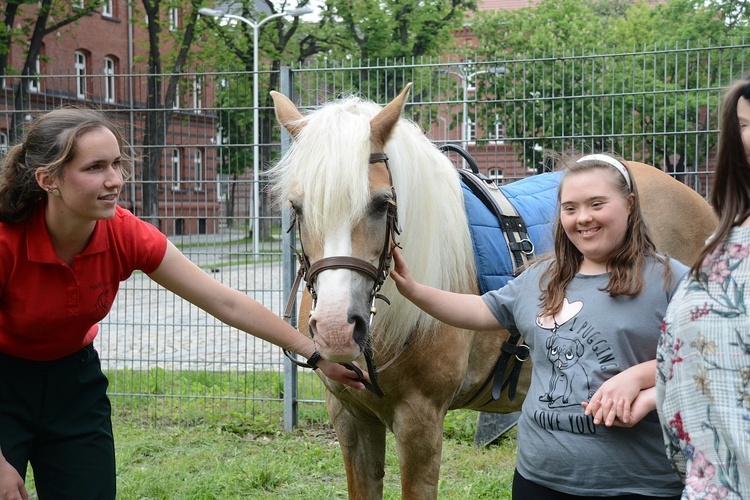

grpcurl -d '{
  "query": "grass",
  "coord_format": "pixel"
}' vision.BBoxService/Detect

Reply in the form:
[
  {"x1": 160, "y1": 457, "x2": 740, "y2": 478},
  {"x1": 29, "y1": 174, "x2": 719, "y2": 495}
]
[{"x1": 23, "y1": 370, "x2": 518, "y2": 498}]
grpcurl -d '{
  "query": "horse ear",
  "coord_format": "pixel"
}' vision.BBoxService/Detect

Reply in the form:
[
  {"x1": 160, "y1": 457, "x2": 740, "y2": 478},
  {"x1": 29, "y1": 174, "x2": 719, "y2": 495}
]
[
  {"x1": 370, "y1": 82, "x2": 413, "y2": 151},
  {"x1": 270, "y1": 90, "x2": 306, "y2": 140}
]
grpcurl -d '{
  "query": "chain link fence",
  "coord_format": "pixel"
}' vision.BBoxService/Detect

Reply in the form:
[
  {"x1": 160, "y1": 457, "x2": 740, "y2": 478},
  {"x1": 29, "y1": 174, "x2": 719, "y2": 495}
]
[{"x1": 1, "y1": 40, "x2": 745, "y2": 429}]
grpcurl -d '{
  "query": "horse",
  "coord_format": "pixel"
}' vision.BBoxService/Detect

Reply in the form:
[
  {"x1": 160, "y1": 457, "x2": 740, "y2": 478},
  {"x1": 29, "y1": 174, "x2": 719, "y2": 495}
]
[{"x1": 268, "y1": 84, "x2": 718, "y2": 499}]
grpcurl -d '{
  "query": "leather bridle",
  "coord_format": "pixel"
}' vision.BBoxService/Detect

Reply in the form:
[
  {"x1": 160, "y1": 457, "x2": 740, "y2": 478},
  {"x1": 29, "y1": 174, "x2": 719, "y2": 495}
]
[{"x1": 283, "y1": 152, "x2": 403, "y2": 397}]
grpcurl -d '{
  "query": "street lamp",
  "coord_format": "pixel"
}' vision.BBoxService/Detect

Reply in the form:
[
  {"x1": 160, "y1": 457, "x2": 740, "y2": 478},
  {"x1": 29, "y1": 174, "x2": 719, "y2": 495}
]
[
  {"x1": 439, "y1": 65, "x2": 507, "y2": 147},
  {"x1": 199, "y1": 5, "x2": 312, "y2": 256}
]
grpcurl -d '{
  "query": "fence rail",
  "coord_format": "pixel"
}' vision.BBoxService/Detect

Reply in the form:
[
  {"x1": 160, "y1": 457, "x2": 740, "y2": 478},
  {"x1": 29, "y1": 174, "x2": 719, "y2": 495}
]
[{"x1": 1, "y1": 41, "x2": 744, "y2": 429}]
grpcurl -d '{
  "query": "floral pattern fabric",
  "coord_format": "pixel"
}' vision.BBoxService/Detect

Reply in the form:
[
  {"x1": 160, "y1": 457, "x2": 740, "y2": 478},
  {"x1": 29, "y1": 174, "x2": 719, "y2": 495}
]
[{"x1": 656, "y1": 227, "x2": 750, "y2": 499}]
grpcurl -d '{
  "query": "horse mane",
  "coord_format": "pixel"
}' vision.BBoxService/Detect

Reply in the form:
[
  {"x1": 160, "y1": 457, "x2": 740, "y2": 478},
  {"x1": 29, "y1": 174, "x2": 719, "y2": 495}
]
[{"x1": 268, "y1": 95, "x2": 477, "y2": 350}]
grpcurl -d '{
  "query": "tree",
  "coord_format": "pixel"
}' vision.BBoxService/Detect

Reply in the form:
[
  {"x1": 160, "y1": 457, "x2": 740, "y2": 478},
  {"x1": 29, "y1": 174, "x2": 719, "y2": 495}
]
[
  {"x1": 198, "y1": 0, "x2": 478, "y2": 236},
  {"x1": 198, "y1": 0, "x2": 311, "y2": 236},
  {"x1": 0, "y1": 0, "x2": 105, "y2": 143},
  {"x1": 136, "y1": 0, "x2": 204, "y2": 224},
  {"x1": 470, "y1": 0, "x2": 750, "y2": 175}
]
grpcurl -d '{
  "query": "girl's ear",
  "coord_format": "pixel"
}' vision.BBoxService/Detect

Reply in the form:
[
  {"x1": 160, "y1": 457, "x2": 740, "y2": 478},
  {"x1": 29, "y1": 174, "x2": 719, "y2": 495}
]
[
  {"x1": 627, "y1": 193, "x2": 635, "y2": 215},
  {"x1": 35, "y1": 169, "x2": 55, "y2": 192}
]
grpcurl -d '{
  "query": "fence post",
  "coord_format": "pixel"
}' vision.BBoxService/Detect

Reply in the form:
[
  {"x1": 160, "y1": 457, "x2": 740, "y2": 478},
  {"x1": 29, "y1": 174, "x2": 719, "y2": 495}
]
[{"x1": 280, "y1": 66, "x2": 300, "y2": 432}]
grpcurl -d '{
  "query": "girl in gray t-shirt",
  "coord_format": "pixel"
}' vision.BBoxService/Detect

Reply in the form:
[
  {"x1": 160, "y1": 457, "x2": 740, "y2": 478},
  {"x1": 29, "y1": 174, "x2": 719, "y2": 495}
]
[{"x1": 390, "y1": 154, "x2": 685, "y2": 498}]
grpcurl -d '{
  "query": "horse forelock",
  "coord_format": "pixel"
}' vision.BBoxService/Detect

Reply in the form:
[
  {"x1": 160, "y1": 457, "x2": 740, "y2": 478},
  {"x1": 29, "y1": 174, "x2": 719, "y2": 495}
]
[{"x1": 270, "y1": 97, "x2": 379, "y2": 240}]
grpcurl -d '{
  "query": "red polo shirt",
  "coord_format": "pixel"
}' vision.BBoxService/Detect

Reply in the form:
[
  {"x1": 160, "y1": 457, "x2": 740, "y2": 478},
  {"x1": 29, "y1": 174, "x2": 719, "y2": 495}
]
[{"x1": 0, "y1": 205, "x2": 167, "y2": 361}]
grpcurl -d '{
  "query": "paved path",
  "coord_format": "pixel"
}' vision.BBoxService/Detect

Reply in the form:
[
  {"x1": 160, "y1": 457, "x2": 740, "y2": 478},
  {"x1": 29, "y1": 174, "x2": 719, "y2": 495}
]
[{"x1": 97, "y1": 230, "x2": 295, "y2": 372}]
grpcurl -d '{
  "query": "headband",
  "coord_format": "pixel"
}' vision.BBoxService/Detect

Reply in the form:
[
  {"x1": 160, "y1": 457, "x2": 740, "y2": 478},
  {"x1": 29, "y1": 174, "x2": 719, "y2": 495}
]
[{"x1": 576, "y1": 154, "x2": 632, "y2": 191}]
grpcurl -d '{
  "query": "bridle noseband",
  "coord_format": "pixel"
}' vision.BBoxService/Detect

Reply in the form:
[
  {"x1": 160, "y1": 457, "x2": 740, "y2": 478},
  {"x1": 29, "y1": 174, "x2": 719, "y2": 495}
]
[{"x1": 283, "y1": 152, "x2": 402, "y2": 397}]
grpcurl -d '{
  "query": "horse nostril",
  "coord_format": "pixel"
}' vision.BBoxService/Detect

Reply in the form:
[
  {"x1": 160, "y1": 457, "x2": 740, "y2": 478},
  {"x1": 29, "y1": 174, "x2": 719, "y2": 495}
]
[
  {"x1": 350, "y1": 314, "x2": 369, "y2": 348},
  {"x1": 308, "y1": 316, "x2": 318, "y2": 338}
]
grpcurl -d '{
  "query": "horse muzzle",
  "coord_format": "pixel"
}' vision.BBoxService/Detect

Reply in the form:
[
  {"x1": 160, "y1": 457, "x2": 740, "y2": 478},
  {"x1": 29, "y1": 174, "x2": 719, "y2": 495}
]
[{"x1": 307, "y1": 270, "x2": 373, "y2": 363}]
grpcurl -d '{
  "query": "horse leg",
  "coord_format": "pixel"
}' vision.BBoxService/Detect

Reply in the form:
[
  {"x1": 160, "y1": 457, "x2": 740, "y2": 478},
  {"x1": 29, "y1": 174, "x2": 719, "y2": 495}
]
[
  {"x1": 326, "y1": 393, "x2": 386, "y2": 500},
  {"x1": 392, "y1": 402, "x2": 445, "y2": 499}
]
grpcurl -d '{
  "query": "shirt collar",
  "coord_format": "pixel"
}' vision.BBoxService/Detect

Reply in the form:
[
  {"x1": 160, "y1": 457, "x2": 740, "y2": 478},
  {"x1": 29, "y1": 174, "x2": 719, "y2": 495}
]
[{"x1": 26, "y1": 204, "x2": 110, "y2": 263}]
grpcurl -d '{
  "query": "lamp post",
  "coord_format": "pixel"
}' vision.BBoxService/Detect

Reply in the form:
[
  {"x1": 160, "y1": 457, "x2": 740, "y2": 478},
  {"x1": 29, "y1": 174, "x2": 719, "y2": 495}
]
[
  {"x1": 199, "y1": 6, "x2": 312, "y2": 256},
  {"x1": 439, "y1": 65, "x2": 506, "y2": 147}
]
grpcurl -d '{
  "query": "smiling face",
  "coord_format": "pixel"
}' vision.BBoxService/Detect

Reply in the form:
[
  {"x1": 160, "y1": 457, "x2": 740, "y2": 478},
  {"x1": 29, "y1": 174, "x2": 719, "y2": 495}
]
[
  {"x1": 559, "y1": 168, "x2": 634, "y2": 274},
  {"x1": 43, "y1": 126, "x2": 124, "y2": 224}
]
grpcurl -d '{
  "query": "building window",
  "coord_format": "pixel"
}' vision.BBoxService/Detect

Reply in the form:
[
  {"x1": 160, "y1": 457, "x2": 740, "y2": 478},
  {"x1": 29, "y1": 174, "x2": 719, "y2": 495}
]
[
  {"x1": 489, "y1": 116, "x2": 505, "y2": 144},
  {"x1": 173, "y1": 84, "x2": 180, "y2": 110},
  {"x1": 104, "y1": 56, "x2": 116, "y2": 103},
  {"x1": 169, "y1": 8, "x2": 179, "y2": 31},
  {"x1": 0, "y1": 131, "x2": 8, "y2": 158},
  {"x1": 102, "y1": 0, "x2": 113, "y2": 17},
  {"x1": 488, "y1": 168, "x2": 503, "y2": 184},
  {"x1": 27, "y1": 55, "x2": 41, "y2": 93},
  {"x1": 466, "y1": 118, "x2": 476, "y2": 144},
  {"x1": 74, "y1": 51, "x2": 88, "y2": 99},
  {"x1": 194, "y1": 148, "x2": 203, "y2": 191},
  {"x1": 217, "y1": 173, "x2": 229, "y2": 202},
  {"x1": 171, "y1": 148, "x2": 181, "y2": 190},
  {"x1": 192, "y1": 75, "x2": 202, "y2": 113}
]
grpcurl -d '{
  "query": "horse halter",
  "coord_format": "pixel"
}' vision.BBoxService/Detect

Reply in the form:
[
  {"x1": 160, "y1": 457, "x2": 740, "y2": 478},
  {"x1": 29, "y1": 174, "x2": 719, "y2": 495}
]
[{"x1": 283, "y1": 151, "x2": 400, "y2": 397}]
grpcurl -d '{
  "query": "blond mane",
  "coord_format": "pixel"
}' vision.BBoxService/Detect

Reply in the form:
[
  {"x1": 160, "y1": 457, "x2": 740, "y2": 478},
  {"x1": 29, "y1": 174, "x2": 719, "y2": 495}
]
[{"x1": 268, "y1": 95, "x2": 477, "y2": 350}]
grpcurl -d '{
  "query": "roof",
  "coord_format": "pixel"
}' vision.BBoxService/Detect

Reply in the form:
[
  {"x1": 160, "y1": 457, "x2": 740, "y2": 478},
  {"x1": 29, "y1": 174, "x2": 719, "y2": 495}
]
[{"x1": 478, "y1": 0, "x2": 540, "y2": 10}]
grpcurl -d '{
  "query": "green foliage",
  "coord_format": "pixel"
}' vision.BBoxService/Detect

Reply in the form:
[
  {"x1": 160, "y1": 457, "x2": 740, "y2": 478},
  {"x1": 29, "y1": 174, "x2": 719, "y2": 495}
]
[
  {"x1": 313, "y1": 0, "x2": 476, "y2": 61},
  {"x1": 468, "y1": 0, "x2": 750, "y2": 171}
]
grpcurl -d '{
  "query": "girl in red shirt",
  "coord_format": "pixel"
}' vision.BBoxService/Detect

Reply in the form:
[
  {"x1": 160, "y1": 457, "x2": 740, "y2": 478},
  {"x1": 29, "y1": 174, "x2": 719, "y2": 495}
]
[{"x1": 0, "y1": 107, "x2": 366, "y2": 500}]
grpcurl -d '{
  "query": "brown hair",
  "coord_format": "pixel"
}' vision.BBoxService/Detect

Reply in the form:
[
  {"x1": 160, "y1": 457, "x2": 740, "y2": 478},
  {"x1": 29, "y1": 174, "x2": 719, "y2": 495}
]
[
  {"x1": 0, "y1": 107, "x2": 132, "y2": 223},
  {"x1": 691, "y1": 77, "x2": 750, "y2": 279},
  {"x1": 539, "y1": 154, "x2": 667, "y2": 316}
]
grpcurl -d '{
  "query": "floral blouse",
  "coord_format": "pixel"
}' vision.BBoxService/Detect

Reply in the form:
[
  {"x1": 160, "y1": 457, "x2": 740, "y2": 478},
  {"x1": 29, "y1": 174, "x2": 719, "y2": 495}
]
[{"x1": 656, "y1": 227, "x2": 750, "y2": 499}]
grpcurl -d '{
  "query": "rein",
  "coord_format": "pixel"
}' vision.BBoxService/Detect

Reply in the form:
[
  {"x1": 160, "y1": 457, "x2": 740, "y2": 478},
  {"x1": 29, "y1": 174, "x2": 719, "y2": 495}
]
[{"x1": 282, "y1": 151, "x2": 407, "y2": 397}]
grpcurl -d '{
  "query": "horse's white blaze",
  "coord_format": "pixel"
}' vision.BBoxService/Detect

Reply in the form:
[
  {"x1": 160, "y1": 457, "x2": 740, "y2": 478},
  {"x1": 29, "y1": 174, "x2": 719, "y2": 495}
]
[{"x1": 308, "y1": 225, "x2": 364, "y2": 361}]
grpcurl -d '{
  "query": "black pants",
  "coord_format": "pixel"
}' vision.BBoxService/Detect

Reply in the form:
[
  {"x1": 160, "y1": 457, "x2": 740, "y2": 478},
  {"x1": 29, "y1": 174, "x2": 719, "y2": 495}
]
[
  {"x1": 0, "y1": 344, "x2": 115, "y2": 499},
  {"x1": 513, "y1": 469, "x2": 681, "y2": 500}
]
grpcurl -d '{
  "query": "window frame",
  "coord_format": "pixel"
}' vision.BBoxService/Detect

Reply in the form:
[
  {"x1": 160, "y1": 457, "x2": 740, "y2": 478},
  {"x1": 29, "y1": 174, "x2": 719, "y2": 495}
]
[
  {"x1": 194, "y1": 148, "x2": 203, "y2": 191},
  {"x1": 74, "y1": 50, "x2": 88, "y2": 99},
  {"x1": 104, "y1": 56, "x2": 116, "y2": 104},
  {"x1": 171, "y1": 148, "x2": 182, "y2": 191}
]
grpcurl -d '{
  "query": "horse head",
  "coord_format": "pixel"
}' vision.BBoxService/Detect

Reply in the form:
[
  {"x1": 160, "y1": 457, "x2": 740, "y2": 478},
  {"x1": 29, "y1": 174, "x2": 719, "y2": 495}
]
[{"x1": 269, "y1": 84, "x2": 414, "y2": 364}]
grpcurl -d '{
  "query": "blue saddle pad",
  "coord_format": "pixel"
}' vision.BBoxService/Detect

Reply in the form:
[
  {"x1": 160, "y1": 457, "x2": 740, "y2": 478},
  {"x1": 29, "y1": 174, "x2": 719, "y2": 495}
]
[{"x1": 461, "y1": 170, "x2": 563, "y2": 293}]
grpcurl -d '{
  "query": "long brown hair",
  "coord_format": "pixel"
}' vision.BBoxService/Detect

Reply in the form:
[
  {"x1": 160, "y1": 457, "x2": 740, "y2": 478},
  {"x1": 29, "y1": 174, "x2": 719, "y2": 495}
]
[
  {"x1": 539, "y1": 154, "x2": 666, "y2": 316},
  {"x1": 691, "y1": 77, "x2": 750, "y2": 279},
  {"x1": 0, "y1": 107, "x2": 132, "y2": 224}
]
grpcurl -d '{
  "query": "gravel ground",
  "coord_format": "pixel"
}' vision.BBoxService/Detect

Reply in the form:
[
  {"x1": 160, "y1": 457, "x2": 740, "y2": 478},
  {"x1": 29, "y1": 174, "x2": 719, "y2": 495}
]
[{"x1": 96, "y1": 232, "x2": 296, "y2": 372}]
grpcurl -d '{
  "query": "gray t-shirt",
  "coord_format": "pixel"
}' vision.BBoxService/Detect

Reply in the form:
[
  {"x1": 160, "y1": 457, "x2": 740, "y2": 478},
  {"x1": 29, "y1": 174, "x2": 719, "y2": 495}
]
[{"x1": 483, "y1": 256, "x2": 687, "y2": 496}]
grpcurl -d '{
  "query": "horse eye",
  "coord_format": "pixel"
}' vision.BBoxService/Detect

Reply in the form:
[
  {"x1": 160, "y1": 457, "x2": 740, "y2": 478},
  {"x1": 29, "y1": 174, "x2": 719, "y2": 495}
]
[
  {"x1": 287, "y1": 202, "x2": 304, "y2": 224},
  {"x1": 370, "y1": 196, "x2": 393, "y2": 216}
]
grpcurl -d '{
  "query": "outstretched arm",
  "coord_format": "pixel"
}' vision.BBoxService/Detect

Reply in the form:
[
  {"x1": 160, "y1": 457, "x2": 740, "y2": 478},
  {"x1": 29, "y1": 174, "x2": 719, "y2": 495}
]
[
  {"x1": 148, "y1": 242, "x2": 368, "y2": 390},
  {"x1": 389, "y1": 247, "x2": 502, "y2": 331}
]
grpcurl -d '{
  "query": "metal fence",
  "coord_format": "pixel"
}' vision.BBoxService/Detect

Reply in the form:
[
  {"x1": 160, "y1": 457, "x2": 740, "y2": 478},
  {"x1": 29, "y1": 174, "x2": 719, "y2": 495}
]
[{"x1": 4, "y1": 40, "x2": 747, "y2": 430}]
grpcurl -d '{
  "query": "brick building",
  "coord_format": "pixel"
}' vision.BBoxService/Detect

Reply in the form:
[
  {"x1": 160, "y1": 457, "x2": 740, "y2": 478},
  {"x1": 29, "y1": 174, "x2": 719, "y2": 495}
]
[{"x1": 1, "y1": 1, "x2": 222, "y2": 236}]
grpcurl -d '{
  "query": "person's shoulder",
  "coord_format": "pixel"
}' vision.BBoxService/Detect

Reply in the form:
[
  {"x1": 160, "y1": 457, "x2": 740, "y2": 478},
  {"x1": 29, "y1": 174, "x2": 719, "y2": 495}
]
[
  {"x1": 648, "y1": 253, "x2": 688, "y2": 272},
  {"x1": 517, "y1": 258, "x2": 552, "y2": 280},
  {"x1": 113, "y1": 204, "x2": 136, "y2": 222},
  {"x1": 111, "y1": 206, "x2": 159, "y2": 231},
  {"x1": 656, "y1": 253, "x2": 689, "y2": 277}
]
